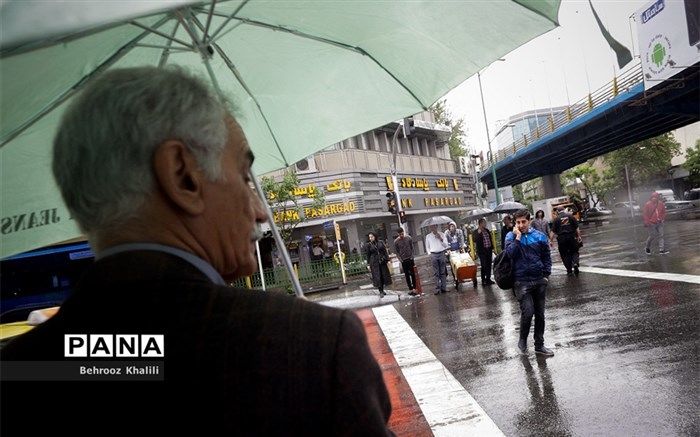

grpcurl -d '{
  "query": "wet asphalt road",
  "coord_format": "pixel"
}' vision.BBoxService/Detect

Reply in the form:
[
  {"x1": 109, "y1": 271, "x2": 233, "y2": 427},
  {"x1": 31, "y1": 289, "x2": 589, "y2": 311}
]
[{"x1": 314, "y1": 219, "x2": 700, "y2": 435}]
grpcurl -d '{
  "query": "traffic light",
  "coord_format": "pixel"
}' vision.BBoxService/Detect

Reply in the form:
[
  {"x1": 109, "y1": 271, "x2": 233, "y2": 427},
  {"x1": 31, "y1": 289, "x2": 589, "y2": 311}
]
[
  {"x1": 386, "y1": 191, "x2": 397, "y2": 214},
  {"x1": 402, "y1": 117, "x2": 416, "y2": 139},
  {"x1": 398, "y1": 210, "x2": 407, "y2": 224}
]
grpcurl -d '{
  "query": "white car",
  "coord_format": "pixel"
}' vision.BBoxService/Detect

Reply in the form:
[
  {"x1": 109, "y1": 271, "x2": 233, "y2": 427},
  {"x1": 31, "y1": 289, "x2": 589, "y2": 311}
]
[{"x1": 613, "y1": 202, "x2": 641, "y2": 219}]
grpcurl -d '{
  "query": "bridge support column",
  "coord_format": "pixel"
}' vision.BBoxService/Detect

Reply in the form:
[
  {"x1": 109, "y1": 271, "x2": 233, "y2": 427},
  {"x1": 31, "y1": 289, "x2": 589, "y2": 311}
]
[{"x1": 542, "y1": 174, "x2": 563, "y2": 198}]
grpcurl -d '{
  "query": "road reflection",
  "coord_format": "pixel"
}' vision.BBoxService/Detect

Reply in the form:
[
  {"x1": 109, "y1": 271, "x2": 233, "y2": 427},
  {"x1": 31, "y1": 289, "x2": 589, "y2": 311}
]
[{"x1": 516, "y1": 355, "x2": 572, "y2": 436}]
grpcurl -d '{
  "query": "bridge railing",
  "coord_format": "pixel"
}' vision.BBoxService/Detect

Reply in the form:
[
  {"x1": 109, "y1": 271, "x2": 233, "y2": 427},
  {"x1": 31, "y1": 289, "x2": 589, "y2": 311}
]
[{"x1": 490, "y1": 62, "x2": 644, "y2": 166}]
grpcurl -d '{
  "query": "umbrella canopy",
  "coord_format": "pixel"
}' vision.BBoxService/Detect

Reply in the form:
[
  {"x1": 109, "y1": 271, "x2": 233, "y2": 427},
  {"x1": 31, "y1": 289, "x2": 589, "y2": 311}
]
[
  {"x1": 493, "y1": 201, "x2": 527, "y2": 213},
  {"x1": 0, "y1": 0, "x2": 560, "y2": 258},
  {"x1": 419, "y1": 216, "x2": 454, "y2": 229},
  {"x1": 459, "y1": 207, "x2": 495, "y2": 220}
]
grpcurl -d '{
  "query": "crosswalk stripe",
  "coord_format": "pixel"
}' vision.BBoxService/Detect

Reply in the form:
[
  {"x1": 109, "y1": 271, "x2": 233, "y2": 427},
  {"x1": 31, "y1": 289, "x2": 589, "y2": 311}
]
[
  {"x1": 372, "y1": 305, "x2": 504, "y2": 436},
  {"x1": 553, "y1": 266, "x2": 700, "y2": 284}
]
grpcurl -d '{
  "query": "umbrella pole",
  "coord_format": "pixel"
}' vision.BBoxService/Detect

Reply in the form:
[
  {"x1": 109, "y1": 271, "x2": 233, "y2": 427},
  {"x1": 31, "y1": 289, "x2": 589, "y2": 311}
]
[
  {"x1": 195, "y1": 43, "x2": 305, "y2": 298},
  {"x1": 251, "y1": 170, "x2": 306, "y2": 298},
  {"x1": 255, "y1": 239, "x2": 267, "y2": 291}
]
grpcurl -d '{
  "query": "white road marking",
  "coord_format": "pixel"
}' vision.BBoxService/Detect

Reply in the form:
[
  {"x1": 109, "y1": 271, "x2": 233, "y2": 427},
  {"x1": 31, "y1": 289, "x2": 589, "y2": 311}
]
[
  {"x1": 372, "y1": 305, "x2": 504, "y2": 436},
  {"x1": 553, "y1": 266, "x2": 700, "y2": 284}
]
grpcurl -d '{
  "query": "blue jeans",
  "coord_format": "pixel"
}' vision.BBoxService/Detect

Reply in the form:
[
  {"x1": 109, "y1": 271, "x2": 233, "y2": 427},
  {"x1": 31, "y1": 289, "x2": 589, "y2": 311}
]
[
  {"x1": 431, "y1": 253, "x2": 447, "y2": 292},
  {"x1": 514, "y1": 278, "x2": 548, "y2": 347}
]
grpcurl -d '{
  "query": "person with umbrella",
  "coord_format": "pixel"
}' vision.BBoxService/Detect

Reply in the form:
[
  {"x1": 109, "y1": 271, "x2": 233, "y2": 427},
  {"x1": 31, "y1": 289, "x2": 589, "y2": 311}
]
[
  {"x1": 501, "y1": 215, "x2": 515, "y2": 251},
  {"x1": 365, "y1": 232, "x2": 392, "y2": 297},
  {"x1": 424, "y1": 222, "x2": 450, "y2": 295},
  {"x1": 1, "y1": 67, "x2": 393, "y2": 435}
]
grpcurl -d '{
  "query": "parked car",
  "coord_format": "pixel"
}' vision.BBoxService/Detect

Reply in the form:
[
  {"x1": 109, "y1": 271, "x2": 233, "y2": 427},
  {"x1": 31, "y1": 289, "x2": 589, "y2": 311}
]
[
  {"x1": 612, "y1": 201, "x2": 641, "y2": 219},
  {"x1": 583, "y1": 206, "x2": 614, "y2": 221},
  {"x1": 664, "y1": 200, "x2": 698, "y2": 220},
  {"x1": 684, "y1": 188, "x2": 700, "y2": 208}
]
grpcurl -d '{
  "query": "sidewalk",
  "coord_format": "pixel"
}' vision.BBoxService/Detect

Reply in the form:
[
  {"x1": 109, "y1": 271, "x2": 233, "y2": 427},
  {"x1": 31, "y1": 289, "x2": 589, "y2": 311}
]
[{"x1": 306, "y1": 253, "x2": 477, "y2": 309}]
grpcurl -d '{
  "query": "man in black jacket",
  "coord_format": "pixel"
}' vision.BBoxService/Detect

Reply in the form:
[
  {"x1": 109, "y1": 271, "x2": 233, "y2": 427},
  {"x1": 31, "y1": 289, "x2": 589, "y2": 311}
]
[
  {"x1": 473, "y1": 218, "x2": 496, "y2": 285},
  {"x1": 1, "y1": 67, "x2": 393, "y2": 436}
]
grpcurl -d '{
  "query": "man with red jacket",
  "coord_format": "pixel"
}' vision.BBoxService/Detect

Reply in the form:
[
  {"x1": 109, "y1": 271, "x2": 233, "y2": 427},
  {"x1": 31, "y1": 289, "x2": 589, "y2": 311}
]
[{"x1": 643, "y1": 192, "x2": 669, "y2": 255}]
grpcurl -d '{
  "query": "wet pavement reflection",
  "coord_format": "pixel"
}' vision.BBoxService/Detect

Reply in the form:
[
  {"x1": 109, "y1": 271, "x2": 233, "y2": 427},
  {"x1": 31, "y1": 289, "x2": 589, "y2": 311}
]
[{"x1": 387, "y1": 220, "x2": 699, "y2": 435}]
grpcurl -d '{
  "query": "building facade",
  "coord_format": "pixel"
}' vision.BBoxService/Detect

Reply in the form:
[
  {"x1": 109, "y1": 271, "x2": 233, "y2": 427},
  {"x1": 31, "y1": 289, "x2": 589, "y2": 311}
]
[{"x1": 261, "y1": 114, "x2": 478, "y2": 265}]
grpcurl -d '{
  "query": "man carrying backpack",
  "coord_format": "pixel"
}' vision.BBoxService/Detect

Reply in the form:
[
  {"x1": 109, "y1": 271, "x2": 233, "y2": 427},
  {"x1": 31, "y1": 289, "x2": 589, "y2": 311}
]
[{"x1": 504, "y1": 209, "x2": 553, "y2": 356}]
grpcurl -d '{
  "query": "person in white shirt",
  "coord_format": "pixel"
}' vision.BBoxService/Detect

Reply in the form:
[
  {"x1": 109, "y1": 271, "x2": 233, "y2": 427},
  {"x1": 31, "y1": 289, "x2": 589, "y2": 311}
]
[{"x1": 425, "y1": 224, "x2": 449, "y2": 294}]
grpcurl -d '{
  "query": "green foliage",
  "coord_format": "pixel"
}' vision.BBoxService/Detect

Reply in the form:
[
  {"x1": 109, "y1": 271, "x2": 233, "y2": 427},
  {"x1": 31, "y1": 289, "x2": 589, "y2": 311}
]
[
  {"x1": 430, "y1": 99, "x2": 467, "y2": 159},
  {"x1": 260, "y1": 171, "x2": 325, "y2": 245},
  {"x1": 561, "y1": 163, "x2": 615, "y2": 207},
  {"x1": 603, "y1": 133, "x2": 681, "y2": 187},
  {"x1": 683, "y1": 141, "x2": 700, "y2": 187}
]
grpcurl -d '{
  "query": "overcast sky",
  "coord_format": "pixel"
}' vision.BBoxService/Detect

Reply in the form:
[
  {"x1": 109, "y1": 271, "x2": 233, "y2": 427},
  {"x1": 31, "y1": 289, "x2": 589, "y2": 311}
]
[{"x1": 444, "y1": 0, "x2": 650, "y2": 155}]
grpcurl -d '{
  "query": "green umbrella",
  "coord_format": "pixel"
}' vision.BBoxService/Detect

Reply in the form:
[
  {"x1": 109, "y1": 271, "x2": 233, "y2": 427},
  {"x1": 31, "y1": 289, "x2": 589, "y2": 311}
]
[{"x1": 0, "y1": 0, "x2": 560, "y2": 263}]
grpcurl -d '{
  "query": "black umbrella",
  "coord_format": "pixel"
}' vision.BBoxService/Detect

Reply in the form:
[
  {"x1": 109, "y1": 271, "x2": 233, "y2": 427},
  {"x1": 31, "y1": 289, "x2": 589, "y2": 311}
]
[
  {"x1": 493, "y1": 201, "x2": 526, "y2": 213},
  {"x1": 459, "y1": 207, "x2": 495, "y2": 220}
]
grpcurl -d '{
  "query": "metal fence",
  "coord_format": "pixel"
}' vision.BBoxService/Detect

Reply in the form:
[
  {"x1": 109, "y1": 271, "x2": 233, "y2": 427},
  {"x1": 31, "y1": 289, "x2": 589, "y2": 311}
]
[
  {"x1": 491, "y1": 62, "x2": 644, "y2": 165},
  {"x1": 231, "y1": 253, "x2": 369, "y2": 291}
]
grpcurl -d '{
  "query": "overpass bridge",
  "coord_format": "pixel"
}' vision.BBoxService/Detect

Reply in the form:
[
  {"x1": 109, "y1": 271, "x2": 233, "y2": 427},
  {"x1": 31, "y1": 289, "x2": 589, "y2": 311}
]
[{"x1": 480, "y1": 62, "x2": 700, "y2": 191}]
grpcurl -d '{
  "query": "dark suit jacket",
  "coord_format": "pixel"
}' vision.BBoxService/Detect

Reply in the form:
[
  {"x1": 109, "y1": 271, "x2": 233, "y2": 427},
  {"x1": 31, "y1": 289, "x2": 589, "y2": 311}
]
[{"x1": 1, "y1": 251, "x2": 392, "y2": 436}]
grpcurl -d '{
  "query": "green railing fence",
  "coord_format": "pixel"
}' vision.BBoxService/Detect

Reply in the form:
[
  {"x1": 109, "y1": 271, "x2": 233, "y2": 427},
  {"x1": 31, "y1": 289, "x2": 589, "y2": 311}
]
[{"x1": 231, "y1": 253, "x2": 369, "y2": 291}]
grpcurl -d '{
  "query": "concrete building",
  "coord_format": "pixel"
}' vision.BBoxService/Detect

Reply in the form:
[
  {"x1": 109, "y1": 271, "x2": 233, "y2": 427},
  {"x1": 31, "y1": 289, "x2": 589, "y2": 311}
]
[{"x1": 261, "y1": 113, "x2": 478, "y2": 265}]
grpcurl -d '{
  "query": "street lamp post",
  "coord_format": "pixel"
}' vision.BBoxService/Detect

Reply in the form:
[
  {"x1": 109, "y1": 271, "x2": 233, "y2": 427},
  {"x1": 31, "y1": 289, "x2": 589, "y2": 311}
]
[{"x1": 477, "y1": 71, "x2": 501, "y2": 205}]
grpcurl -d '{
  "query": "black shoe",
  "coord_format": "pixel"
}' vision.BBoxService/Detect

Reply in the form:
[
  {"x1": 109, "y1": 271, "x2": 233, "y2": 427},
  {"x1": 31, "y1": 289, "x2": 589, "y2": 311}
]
[
  {"x1": 434, "y1": 290, "x2": 441, "y2": 295},
  {"x1": 573, "y1": 265, "x2": 579, "y2": 276},
  {"x1": 535, "y1": 346, "x2": 554, "y2": 356},
  {"x1": 645, "y1": 248, "x2": 652, "y2": 255},
  {"x1": 379, "y1": 291, "x2": 386, "y2": 298},
  {"x1": 518, "y1": 339, "x2": 528, "y2": 355},
  {"x1": 408, "y1": 291, "x2": 418, "y2": 296},
  {"x1": 567, "y1": 271, "x2": 574, "y2": 277},
  {"x1": 485, "y1": 279, "x2": 494, "y2": 285},
  {"x1": 659, "y1": 250, "x2": 670, "y2": 255}
]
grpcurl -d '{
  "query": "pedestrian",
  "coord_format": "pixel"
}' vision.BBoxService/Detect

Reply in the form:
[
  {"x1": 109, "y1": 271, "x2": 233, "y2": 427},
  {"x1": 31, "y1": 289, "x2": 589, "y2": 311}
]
[
  {"x1": 473, "y1": 218, "x2": 496, "y2": 285},
  {"x1": 1, "y1": 67, "x2": 392, "y2": 435},
  {"x1": 643, "y1": 192, "x2": 669, "y2": 255},
  {"x1": 504, "y1": 209, "x2": 554, "y2": 356},
  {"x1": 550, "y1": 206, "x2": 582, "y2": 276},
  {"x1": 365, "y1": 232, "x2": 392, "y2": 297},
  {"x1": 445, "y1": 221, "x2": 466, "y2": 285},
  {"x1": 501, "y1": 215, "x2": 514, "y2": 251},
  {"x1": 531, "y1": 209, "x2": 549, "y2": 236},
  {"x1": 425, "y1": 224, "x2": 449, "y2": 294},
  {"x1": 394, "y1": 228, "x2": 417, "y2": 296}
]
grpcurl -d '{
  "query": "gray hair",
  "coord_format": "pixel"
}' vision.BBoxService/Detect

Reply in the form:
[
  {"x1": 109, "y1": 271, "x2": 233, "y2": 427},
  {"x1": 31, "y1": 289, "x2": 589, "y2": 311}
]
[{"x1": 52, "y1": 66, "x2": 230, "y2": 237}]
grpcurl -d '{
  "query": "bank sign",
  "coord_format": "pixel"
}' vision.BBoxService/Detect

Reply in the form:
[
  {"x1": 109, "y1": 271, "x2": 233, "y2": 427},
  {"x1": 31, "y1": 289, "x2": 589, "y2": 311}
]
[{"x1": 636, "y1": 0, "x2": 700, "y2": 90}]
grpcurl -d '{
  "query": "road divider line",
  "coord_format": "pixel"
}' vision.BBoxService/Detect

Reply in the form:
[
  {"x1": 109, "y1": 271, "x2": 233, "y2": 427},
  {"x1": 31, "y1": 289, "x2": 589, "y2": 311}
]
[
  {"x1": 553, "y1": 266, "x2": 700, "y2": 284},
  {"x1": 372, "y1": 305, "x2": 504, "y2": 436}
]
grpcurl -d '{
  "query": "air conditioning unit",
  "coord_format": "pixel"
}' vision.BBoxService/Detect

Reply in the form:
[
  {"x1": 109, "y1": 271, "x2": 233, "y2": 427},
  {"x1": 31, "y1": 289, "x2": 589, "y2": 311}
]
[
  {"x1": 458, "y1": 156, "x2": 469, "y2": 174},
  {"x1": 294, "y1": 156, "x2": 318, "y2": 174}
]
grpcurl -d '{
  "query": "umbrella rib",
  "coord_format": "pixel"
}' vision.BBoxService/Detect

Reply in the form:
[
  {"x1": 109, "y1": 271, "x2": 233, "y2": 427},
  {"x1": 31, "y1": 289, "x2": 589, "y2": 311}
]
[
  {"x1": 202, "y1": 0, "x2": 218, "y2": 43},
  {"x1": 190, "y1": 16, "x2": 289, "y2": 167},
  {"x1": 204, "y1": 11, "x2": 428, "y2": 110},
  {"x1": 130, "y1": 20, "x2": 194, "y2": 50},
  {"x1": 158, "y1": 20, "x2": 181, "y2": 67},
  {"x1": 0, "y1": 16, "x2": 173, "y2": 148},
  {"x1": 208, "y1": 0, "x2": 251, "y2": 42}
]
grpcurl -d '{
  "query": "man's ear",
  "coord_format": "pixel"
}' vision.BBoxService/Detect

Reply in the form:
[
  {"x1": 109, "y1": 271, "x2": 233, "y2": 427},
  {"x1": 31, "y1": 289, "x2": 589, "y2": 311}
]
[{"x1": 152, "y1": 140, "x2": 205, "y2": 215}]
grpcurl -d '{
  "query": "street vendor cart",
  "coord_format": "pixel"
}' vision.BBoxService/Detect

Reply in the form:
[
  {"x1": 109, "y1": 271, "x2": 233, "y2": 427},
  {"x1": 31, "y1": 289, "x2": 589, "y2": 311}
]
[{"x1": 448, "y1": 251, "x2": 478, "y2": 289}]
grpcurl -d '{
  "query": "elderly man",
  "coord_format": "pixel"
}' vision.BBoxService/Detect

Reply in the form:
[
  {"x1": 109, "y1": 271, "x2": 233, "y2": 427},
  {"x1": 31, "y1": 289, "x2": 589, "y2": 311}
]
[
  {"x1": 1, "y1": 68, "x2": 392, "y2": 435},
  {"x1": 425, "y1": 224, "x2": 449, "y2": 294}
]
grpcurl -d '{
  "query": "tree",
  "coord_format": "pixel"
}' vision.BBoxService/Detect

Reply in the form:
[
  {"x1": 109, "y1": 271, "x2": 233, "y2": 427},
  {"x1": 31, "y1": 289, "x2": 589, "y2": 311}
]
[
  {"x1": 683, "y1": 140, "x2": 700, "y2": 188},
  {"x1": 603, "y1": 133, "x2": 681, "y2": 187},
  {"x1": 561, "y1": 163, "x2": 616, "y2": 207},
  {"x1": 260, "y1": 171, "x2": 325, "y2": 246},
  {"x1": 430, "y1": 99, "x2": 467, "y2": 159}
]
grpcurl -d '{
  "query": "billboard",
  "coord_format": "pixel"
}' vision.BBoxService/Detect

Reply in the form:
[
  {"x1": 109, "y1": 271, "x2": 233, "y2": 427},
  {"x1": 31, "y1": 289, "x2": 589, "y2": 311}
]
[{"x1": 636, "y1": 0, "x2": 700, "y2": 90}]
